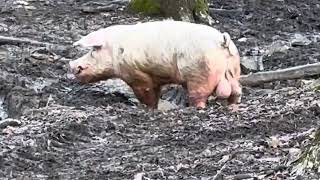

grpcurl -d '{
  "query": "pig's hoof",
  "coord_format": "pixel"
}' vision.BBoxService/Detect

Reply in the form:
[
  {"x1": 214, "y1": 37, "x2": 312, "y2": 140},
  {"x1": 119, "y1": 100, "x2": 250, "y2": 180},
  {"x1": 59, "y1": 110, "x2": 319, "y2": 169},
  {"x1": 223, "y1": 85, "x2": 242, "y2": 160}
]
[
  {"x1": 227, "y1": 104, "x2": 239, "y2": 112},
  {"x1": 195, "y1": 102, "x2": 206, "y2": 108},
  {"x1": 228, "y1": 94, "x2": 242, "y2": 105},
  {"x1": 214, "y1": 97, "x2": 229, "y2": 106}
]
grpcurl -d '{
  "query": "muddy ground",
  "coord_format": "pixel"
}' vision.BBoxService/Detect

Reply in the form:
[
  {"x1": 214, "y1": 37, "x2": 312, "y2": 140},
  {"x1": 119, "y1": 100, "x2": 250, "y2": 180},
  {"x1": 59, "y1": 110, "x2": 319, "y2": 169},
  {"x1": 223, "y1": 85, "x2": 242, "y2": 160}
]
[{"x1": 0, "y1": 0, "x2": 320, "y2": 179}]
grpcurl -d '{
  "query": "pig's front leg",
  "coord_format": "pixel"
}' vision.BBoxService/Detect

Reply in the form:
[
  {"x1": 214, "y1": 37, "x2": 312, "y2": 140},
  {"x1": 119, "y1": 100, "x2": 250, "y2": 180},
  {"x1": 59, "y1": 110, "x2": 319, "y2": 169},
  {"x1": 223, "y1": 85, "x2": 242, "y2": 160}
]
[
  {"x1": 187, "y1": 77, "x2": 218, "y2": 108},
  {"x1": 227, "y1": 79, "x2": 242, "y2": 104},
  {"x1": 131, "y1": 85, "x2": 161, "y2": 108},
  {"x1": 125, "y1": 71, "x2": 161, "y2": 109}
]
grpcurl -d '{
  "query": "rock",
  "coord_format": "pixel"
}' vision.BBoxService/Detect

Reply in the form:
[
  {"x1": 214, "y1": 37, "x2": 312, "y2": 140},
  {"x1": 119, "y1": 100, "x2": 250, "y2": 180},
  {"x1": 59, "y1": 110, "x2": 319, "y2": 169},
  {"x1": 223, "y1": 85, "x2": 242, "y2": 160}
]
[
  {"x1": 0, "y1": 23, "x2": 9, "y2": 32},
  {"x1": 241, "y1": 55, "x2": 264, "y2": 71},
  {"x1": 0, "y1": 95, "x2": 8, "y2": 120},
  {"x1": 161, "y1": 85, "x2": 188, "y2": 107},
  {"x1": 266, "y1": 40, "x2": 291, "y2": 56},
  {"x1": 6, "y1": 87, "x2": 42, "y2": 118},
  {"x1": 134, "y1": 172, "x2": 145, "y2": 180},
  {"x1": 13, "y1": 0, "x2": 29, "y2": 6},
  {"x1": 237, "y1": 37, "x2": 248, "y2": 42},
  {"x1": 30, "y1": 52, "x2": 48, "y2": 60},
  {"x1": 25, "y1": 5, "x2": 36, "y2": 10},
  {"x1": 0, "y1": 47, "x2": 8, "y2": 62},
  {"x1": 303, "y1": 78, "x2": 320, "y2": 90},
  {"x1": 291, "y1": 33, "x2": 312, "y2": 47},
  {"x1": 0, "y1": 118, "x2": 21, "y2": 129},
  {"x1": 157, "y1": 99, "x2": 179, "y2": 111}
]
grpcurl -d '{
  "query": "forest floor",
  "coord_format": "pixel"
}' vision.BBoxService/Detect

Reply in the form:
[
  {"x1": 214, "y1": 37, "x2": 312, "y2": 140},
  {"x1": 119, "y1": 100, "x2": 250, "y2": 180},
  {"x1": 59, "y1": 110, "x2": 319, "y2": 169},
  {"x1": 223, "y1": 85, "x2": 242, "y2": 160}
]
[{"x1": 0, "y1": 0, "x2": 320, "y2": 179}]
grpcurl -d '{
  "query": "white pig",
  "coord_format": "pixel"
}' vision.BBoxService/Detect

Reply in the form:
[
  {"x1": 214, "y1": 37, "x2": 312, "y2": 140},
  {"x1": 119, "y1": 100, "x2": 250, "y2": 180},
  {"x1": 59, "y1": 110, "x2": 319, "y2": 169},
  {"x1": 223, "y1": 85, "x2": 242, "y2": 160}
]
[{"x1": 69, "y1": 20, "x2": 242, "y2": 108}]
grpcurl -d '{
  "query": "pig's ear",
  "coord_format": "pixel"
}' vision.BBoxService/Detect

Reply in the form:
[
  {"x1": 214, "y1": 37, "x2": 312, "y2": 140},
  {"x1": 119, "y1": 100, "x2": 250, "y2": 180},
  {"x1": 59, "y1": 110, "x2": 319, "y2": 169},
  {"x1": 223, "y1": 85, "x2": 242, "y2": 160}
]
[
  {"x1": 73, "y1": 30, "x2": 107, "y2": 48},
  {"x1": 222, "y1": 32, "x2": 239, "y2": 56}
]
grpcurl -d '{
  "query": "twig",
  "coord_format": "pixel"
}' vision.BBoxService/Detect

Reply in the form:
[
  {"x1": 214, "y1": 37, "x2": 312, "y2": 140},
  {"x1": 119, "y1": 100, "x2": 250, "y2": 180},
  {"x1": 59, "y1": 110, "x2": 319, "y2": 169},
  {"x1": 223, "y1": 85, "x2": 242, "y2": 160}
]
[
  {"x1": 213, "y1": 163, "x2": 227, "y2": 180},
  {"x1": 213, "y1": 154, "x2": 234, "y2": 180},
  {"x1": 224, "y1": 173, "x2": 257, "y2": 180},
  {"x1": 209, "y1": 8, "x2": 243, "y2": 16}
]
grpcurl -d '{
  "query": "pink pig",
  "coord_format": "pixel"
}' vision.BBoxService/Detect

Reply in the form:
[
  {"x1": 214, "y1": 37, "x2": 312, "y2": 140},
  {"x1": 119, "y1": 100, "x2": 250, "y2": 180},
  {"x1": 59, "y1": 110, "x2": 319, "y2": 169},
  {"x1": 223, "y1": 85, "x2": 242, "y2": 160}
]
[{"x1": 69, "y1": 20, "x2": 242, "y2": 108}]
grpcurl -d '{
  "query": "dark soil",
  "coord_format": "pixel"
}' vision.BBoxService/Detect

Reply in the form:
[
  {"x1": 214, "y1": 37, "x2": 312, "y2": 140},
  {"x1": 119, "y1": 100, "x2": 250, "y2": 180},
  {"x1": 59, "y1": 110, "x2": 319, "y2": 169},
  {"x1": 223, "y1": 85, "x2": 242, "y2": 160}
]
[{"x1": 0, "y1": 0, "x2": 320, "y2": 179}]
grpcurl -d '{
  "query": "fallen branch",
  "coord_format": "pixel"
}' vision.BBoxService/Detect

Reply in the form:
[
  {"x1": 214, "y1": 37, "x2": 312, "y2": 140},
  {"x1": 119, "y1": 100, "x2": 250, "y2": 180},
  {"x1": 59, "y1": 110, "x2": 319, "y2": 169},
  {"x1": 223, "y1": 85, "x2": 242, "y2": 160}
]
[
  {"x1": 240, "y1": 62, "x2": 320, "y2": 86},
  {"x1": 209, "y1": 8, "x2": 242, "y2": 13},
  {"x1": 80, "y1": 4, "x2": 118, "y2": 13},
  {"x1": 79, "y1": 0, "x2": 126, "y2": 13},
  {"x1": 0, "y1": 35, "x2": 60, "y2": 47},
  {"x1": 209, "y1": 8, "x2": 242, "y2": 16},
  {"x1": 225, "y1": 173, "x2": 257, "y2": 180}
]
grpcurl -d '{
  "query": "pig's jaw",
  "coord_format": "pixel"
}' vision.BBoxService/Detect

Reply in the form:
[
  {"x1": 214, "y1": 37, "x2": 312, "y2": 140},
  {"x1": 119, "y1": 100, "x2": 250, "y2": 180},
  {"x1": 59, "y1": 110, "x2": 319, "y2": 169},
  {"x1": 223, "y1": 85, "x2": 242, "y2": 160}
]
[
  {"x1": 71, "y1": 56, "x2": 116, "y2": 83},
  {"x1": 77, "y1": 67, "x2": 117, "y2": 83}
]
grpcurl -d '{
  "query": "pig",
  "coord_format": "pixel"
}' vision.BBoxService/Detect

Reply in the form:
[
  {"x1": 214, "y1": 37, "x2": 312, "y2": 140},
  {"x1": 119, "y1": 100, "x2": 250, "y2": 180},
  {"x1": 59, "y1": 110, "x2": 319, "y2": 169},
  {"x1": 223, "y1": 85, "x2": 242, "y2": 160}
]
[{"x1": 69, "y1": 20, "x2": 242, "y2": 109}]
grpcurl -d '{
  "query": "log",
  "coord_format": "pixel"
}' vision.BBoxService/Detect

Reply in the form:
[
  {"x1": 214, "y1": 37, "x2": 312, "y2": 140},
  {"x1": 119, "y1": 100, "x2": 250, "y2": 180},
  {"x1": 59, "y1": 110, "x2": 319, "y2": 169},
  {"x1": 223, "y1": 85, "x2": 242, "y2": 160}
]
[
  {"x1": 240, "y1": 62, "x2": 320, "y2": 86},
  {"x1": 0, "y1": 35, "x2": 58, "y2": 47}
]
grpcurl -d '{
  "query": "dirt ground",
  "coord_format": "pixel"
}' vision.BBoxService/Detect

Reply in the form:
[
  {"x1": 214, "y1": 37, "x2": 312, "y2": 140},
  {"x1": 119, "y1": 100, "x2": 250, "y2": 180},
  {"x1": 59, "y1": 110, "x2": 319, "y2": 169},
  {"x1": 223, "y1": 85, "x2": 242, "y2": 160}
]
[{"x1": 0, "y1": 0, "x2": 320, "y2": 179}]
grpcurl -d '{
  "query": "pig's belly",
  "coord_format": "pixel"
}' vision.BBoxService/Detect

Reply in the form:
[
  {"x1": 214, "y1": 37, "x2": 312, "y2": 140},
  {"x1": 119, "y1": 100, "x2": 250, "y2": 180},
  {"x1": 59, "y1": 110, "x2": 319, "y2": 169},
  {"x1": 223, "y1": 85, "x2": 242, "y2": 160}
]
[
  {"x1": 129, "y1": 51, "x2": 208, "y2": 85},
  {"x1": 134, "y1": 56, "x2": 183, "y2": 84}
]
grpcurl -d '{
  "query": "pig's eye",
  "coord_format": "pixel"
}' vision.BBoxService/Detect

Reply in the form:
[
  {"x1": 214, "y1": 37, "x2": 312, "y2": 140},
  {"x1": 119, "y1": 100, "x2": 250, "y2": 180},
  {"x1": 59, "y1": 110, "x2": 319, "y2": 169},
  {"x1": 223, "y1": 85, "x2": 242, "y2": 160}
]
[
  {"x1": 90, "y1": 49, "x2": 98, "y2": 58},
  {"x1": 90, "y1": 46, "x2": 101, "y2": 58}
]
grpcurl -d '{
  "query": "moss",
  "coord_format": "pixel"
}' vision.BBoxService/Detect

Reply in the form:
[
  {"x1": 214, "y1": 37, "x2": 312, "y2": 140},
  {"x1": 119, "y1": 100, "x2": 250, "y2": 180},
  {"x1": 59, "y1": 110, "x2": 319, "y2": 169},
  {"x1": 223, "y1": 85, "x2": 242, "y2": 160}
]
[
  {"x1": 128, "y1": 0, "x2": 161, "y2": 15},
  {"x1": 128, "y1": 0, "x2": 214, "y2": 25},
  {"x1": 193, "y1": 0, "x2": 214, "y2": 25},
  {"x1": 194, "y1": 0, "x2": 208, "y2": 14}
]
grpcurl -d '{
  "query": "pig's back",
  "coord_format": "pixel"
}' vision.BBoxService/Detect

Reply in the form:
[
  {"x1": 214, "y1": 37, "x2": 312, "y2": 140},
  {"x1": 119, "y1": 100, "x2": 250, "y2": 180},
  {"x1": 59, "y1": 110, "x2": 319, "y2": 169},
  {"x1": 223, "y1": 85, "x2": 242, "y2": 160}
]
[
  {"x1": 108, "y1": 21, "x2": 226, "y2": 80},
  {"x1": 118, "y1": 20, "x2": 224, "y2": 52}
]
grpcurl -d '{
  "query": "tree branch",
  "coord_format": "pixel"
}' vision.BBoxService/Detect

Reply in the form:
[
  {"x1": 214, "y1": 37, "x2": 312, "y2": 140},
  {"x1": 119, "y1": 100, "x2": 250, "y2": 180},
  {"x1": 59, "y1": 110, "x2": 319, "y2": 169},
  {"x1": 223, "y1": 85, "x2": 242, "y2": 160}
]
[
  {"x1": 0, "y1": 35, "x2": 60, "y2": 47},
  {"x1": 240, "y1": 62, "x2": 320, "y2": 86}
]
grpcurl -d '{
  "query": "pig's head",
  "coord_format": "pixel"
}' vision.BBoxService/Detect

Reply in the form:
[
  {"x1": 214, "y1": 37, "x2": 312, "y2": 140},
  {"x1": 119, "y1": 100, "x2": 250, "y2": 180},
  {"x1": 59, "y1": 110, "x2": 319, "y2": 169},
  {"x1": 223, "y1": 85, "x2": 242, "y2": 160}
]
[
  {"x1": 221, "y1": 32, "x2": 242, "y2": 103},
  {"x1": 69, "y1": 29, "x2": 115, "y2": 83}
]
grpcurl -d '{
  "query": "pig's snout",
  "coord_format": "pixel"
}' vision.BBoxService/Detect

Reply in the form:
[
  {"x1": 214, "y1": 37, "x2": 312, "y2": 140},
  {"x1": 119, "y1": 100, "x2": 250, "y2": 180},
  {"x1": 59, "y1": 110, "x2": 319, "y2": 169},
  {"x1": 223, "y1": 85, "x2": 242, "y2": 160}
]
[
  {"x1": 69, "y1": 61, "x2": 88, "y2": 75},
  {"x1": 72, "y1": 64, "x2": 88, "y2": 75}
]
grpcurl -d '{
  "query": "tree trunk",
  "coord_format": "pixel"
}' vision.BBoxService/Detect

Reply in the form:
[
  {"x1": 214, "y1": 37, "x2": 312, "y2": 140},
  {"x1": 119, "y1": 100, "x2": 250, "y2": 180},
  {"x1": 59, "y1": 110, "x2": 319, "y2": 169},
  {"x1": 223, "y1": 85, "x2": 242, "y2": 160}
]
[
  {"x1": 290, "y1": 128, "x2": 320, "y2": 176},
  {"x1": 128, "y1": 0, "x2": 214, "y2": 25}
]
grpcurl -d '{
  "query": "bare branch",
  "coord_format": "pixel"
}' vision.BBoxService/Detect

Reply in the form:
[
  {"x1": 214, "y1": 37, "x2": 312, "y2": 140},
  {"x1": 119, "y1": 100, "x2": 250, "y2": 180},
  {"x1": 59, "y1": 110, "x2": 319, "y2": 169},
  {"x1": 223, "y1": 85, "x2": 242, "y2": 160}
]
[
  {"x1": 240, "y1": 62, "x2": 320, "y2": 86},
  {"x1": 0, "y1": 35, "x2": 59, "y2": 47}
]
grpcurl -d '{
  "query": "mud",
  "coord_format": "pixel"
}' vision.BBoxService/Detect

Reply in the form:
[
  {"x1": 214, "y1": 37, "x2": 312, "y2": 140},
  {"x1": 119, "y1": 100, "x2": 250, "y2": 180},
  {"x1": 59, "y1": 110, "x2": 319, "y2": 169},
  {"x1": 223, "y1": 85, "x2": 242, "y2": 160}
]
[{"x1": 0, "y1": 0, "x2": 320, "y2": 179}]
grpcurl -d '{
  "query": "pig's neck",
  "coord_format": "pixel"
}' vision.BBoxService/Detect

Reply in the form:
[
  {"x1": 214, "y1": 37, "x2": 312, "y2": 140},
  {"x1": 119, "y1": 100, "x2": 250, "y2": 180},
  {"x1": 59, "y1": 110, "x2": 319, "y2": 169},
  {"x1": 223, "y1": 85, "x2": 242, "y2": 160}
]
[{"x1": 95, "y1": 53, "x2": 118, "y2": 80}]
